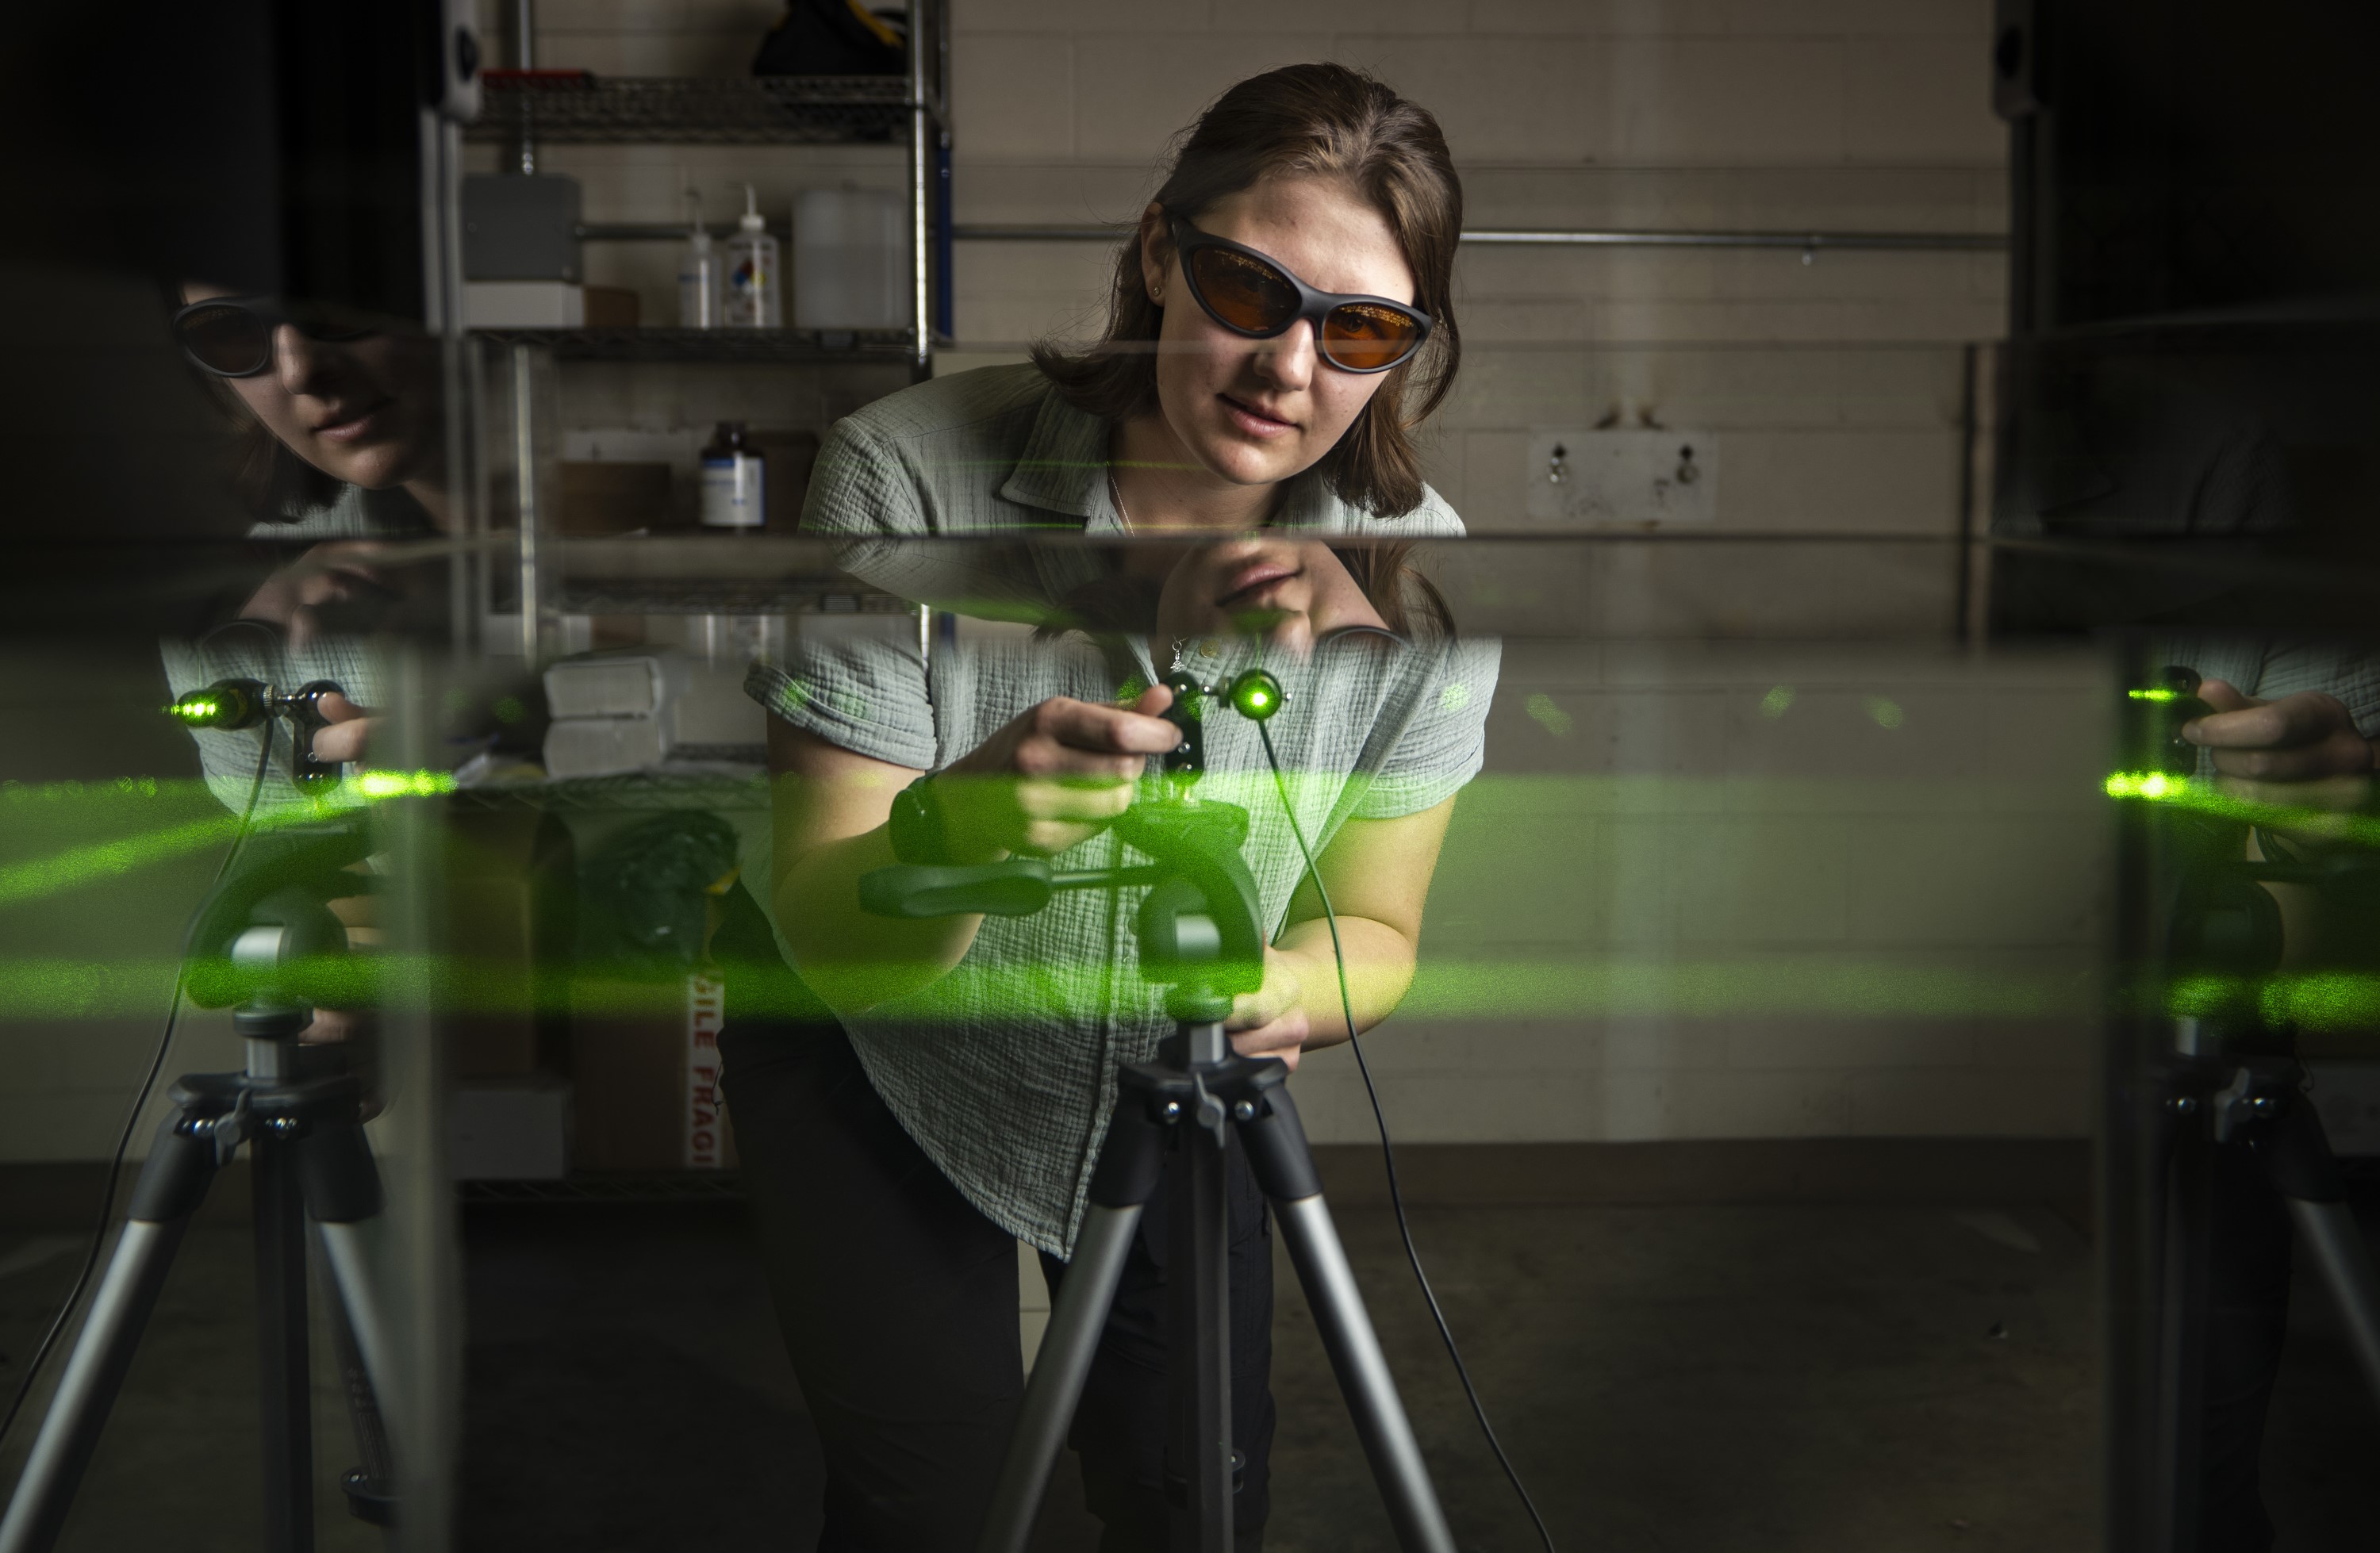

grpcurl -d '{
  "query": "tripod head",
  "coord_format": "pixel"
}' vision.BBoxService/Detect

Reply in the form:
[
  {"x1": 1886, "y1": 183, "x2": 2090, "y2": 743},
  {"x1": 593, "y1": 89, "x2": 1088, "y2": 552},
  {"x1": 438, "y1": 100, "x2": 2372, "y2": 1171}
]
[
  {"x1": 168, "y1": 677, "x2": 351, "y2": 792},
  {"x1": 181, "y1": 818, "x2": 376, "y2": 1033},
  {"x1": 860, "y1": 669, "x2": 1285, "y2": 1018}
]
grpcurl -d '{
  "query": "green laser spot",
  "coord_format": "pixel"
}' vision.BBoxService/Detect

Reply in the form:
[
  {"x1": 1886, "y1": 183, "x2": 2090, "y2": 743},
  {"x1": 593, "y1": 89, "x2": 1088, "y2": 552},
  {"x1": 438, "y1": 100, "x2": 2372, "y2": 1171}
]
[
  {"x1": 1525, "y1": 693, "x2": 1573, "y2": 738},
  {"x1": 1760, "y1": 685, "x2": 1795, "y2": 719},
  {"x1": 1864, "y1": 696, "x2": 1905, "y2": 730}
]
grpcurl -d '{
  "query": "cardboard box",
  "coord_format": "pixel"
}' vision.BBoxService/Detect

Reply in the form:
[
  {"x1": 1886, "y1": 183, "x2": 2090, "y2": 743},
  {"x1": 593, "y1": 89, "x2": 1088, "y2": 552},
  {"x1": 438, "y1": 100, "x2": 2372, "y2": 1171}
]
[
  {"x1": 582, "y1": 285, "x2": 639, "y2": 328},
  {"x1": 463, "y1": 279, "x2": 582, "y2": 328},
  {"x1": 569, "y1": 973, "x2": 739, "y2": 1171},
  {"x1": 748, "y1": 429, "x2": 820, "y2": 532},
  {"x1": 441, "y1": 810, "x2": 576, "y2": 1079},
  {"x1": 559, "y1": 462, "x2": 672, "y2": 536},
  {"x1": 449, "y1": 1077, "x2": 572, "y2": 1180}
]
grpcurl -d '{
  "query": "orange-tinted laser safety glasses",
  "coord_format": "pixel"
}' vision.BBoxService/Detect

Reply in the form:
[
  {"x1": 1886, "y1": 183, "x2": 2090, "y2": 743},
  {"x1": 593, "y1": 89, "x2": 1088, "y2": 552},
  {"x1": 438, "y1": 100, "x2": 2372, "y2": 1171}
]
[{"x1": 1166, "y1": 216, "x2": 1432, "y2": 374}]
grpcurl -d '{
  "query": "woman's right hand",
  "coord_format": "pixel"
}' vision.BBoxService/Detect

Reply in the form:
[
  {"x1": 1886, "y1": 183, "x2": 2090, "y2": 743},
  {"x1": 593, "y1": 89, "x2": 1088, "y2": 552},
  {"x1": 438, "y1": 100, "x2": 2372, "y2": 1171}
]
[
  {"x1": 935, "y1": 684, "x2": 1184, "y2": 857},
  {"x1": 306, "y1": 690, "x2": 378, "y2": 765}
]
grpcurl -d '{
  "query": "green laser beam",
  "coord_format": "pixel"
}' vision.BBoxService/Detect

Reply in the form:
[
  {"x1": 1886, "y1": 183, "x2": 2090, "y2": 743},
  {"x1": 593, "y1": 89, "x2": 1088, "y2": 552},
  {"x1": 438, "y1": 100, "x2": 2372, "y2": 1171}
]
[
  {"x1": 2103, "y1": 770, "x2": 2380, "y2": 846},
  {"x1": 0, "y1": 953, "x2": 2102, "y2": 1022},
  {"x1": 0, "y1": 813, "x2": 249, "y2": 908},
  {"x1": 0, "y1": 770, "x2": 455, "y2": 908}
]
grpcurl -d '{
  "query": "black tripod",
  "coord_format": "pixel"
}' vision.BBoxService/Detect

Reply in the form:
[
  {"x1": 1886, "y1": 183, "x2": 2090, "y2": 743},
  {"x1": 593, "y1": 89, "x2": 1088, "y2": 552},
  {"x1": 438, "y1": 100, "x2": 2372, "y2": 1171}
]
[
  {"x1": 861, "y1": 673, "x2": 1457, "y2": 1552},
  {"x1": 2117, "y1": 666, "x2": 2380, "y2": 1547},
  {"x1": 2159, "y1": 1038, "x2": 2380, "y2": 1401},
  {"x1": 0, "y1": 824, "x2": 397, "y2": 1553}
]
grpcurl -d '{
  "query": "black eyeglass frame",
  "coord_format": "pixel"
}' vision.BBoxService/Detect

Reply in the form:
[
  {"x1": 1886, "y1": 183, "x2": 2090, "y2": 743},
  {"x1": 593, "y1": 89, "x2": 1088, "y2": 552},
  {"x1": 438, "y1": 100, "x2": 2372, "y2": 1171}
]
[
  {"x1": 1164, "y1": 217, "x2": 1433, "y2": 375},
  {"x1": 171, "y1": 296, "x2": 379, "y2": 379}
]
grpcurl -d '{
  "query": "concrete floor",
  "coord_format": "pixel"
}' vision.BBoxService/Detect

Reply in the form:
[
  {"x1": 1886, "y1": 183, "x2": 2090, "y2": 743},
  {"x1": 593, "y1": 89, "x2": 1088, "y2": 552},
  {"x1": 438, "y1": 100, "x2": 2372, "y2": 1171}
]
[{"x1": 0, "y1": 1189, "x2": 2370, "y2": 1551}]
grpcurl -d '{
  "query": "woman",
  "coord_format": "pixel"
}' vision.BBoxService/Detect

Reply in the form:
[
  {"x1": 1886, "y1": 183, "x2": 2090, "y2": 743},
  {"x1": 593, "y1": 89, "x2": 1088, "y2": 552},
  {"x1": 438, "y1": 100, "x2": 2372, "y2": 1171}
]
[
  {"x1": 725, "y1": 63, "x2": 1494, "y2": 1549},
  {"x1": 163, "y1": 285, "x2": 455, "y2": 805}
]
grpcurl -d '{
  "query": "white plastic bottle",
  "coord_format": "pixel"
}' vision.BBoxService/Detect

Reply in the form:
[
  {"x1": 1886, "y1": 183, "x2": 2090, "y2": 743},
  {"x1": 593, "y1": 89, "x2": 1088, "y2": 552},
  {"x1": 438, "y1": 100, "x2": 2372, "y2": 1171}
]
[
  {"x1": 676, "y1": 188, "x2": 720, "y2": 328},
  {"x1": 794, "y1": 187, "x2": 909, "y2": 332},
  {"x1": 721, "y1": 184, "x2": 780, "y2": 328}
]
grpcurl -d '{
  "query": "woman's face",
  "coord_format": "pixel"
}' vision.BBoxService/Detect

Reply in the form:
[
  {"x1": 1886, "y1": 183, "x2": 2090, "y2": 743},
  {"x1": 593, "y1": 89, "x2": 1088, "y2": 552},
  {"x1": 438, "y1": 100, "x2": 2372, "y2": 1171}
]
[
  {"x1": 182, "y1": 283, "x2": 438, "y2": 492},
  {"x1": 1140, "y1": 175, "x2": 1416, "y2": 493}
]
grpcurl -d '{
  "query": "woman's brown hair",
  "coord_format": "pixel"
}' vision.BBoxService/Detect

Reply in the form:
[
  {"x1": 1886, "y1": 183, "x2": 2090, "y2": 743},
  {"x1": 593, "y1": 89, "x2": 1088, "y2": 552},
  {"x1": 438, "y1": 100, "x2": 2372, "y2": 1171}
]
[
  {"x1": 161, "y1": 282, "x2": 344, "y2": 520},
  {"x1": 1031, "y1": 62, "x2": 1464, "y2": 521}
]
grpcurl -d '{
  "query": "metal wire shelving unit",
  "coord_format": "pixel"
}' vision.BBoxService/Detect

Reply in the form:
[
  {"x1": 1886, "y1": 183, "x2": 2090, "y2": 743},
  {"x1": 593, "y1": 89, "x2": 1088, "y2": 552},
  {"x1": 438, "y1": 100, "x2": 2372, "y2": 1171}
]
[
  {"x1": 466, "y1": 74, "x2": 923, "y2": 147},
  {"x1": 458, "y1": 1171, "x2": 747, "y2": 1205},
  {"x1": 471, "y1": 325, "x2": 915, "y2": 363}
]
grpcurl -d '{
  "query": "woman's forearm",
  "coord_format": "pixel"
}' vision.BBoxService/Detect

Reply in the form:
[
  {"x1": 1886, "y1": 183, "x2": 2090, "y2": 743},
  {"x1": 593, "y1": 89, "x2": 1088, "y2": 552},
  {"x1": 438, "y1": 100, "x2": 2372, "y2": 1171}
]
[
  {"x1": 1273, "y1": 915, "x2": 1418, "y2": 1049},
  {"x1": 773, "y1": 823, "x2": 988, "y2": 1014}
]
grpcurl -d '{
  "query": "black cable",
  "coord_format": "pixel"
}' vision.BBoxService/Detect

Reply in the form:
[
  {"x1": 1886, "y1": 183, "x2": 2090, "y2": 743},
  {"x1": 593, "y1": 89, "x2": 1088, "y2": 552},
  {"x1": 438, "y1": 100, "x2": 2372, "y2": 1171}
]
[
  {"x1": 1257, "y1": 720, "x2": 1557, "y2": 1553},
  {"x1": 0, "y1": 723, "x2": 278, "y2": 1449}
]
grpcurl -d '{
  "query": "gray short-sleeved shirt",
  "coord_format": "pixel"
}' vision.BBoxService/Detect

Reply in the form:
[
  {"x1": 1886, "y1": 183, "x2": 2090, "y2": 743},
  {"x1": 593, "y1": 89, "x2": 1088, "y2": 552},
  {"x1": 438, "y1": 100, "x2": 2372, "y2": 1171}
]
[
  {"x1": 2159, "y1": 636, "x2": 2380, "y2": 735},
  {"x1": 746, "y1": 364, "x2": 1499, "y2": 1256}
]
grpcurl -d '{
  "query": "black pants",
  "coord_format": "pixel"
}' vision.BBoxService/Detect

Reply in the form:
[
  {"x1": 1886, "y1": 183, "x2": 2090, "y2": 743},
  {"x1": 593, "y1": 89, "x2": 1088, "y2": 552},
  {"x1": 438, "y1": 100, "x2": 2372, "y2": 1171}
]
[{"x1": 720, "y1": 1016, "x2": 1276, "y2": 1552}]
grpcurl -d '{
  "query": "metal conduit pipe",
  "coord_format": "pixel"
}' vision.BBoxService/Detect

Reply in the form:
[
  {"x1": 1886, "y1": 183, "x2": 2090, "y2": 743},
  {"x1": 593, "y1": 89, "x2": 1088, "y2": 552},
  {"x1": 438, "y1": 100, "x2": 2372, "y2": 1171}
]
[
  {"x1": 954, "y1": 223, "x2": 2006, "y2": 252},
  {"x1": 576, "y1": 222, "x2": 2006, "y2": 253}
]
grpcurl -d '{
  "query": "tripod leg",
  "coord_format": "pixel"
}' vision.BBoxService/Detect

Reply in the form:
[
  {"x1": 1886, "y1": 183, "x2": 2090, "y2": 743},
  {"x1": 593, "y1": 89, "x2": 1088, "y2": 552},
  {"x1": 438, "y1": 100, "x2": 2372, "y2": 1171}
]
[
  {"x1": 1169, "y1": 1116, "x2": 1234, "y2": 1553},
  {"x1": 0, "y1": 1114, "x2": 220, "y2": 1553},
  {"x1": 2251, "y1": 1096, "x2": 2380, "y2": 1411},
  {"x1": 253, "y1": 1133, "x2": 315, "y2": 1553},
  {"x1": 1240, "y1": 1086, "x2": 1457, "y2": 1553},
  {"x1": 313, "y1": 1233, "x2": 397, "y2": 1534},
  {"x1": 300, "y1": 1117, "x2": 392, "y2": 1434},
  {"x1": 975, "y1": 1089, "x2": 1170, "y2": 1553},
  {"x1": 2282, "y1": 1198, "x2": 2380, "y2": 1409},
  {"x1": 977, "y1": 1204, "x2": 1142, "y2": 1553},
  {"x1": 314, "y1": 1225, "x2": 393, "y2": 1457}
]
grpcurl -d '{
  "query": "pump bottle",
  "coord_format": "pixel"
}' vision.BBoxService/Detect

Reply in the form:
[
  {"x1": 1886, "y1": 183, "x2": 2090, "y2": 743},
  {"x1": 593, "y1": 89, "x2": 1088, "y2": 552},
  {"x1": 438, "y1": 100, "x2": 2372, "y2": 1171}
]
[
  {"x1": 677, "y1": 188, "x2": 720, "y2": 328},
  {"x1": 722, "y1": 185, "x2": 781, "y2": 328}
]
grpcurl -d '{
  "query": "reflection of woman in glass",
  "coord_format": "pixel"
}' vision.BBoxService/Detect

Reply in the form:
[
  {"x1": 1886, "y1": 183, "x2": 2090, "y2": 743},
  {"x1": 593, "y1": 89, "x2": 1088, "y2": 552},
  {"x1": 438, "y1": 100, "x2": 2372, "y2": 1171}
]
[
  {"x1": 165, "y1": 286, "x2": 451, "y2": 805},
  {"x1": 726, "y1": 64, "x2": 1496, "y2": 1548},
  {"x1": 175, "y1": 286, "x2": 451, "y2": 533}
]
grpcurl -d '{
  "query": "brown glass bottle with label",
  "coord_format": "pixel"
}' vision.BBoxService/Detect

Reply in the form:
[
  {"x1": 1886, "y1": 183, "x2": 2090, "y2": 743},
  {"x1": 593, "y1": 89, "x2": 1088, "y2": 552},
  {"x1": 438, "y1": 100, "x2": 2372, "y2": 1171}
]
[{"x1": 698, "y1": 421, "x2": 765, "y2": 533}]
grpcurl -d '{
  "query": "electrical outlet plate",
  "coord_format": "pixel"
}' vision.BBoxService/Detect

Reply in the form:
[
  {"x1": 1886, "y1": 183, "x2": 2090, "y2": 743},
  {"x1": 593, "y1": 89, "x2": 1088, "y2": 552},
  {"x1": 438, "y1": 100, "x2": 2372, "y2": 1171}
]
[{"x1": 1524, "y1": 430, "x2": 1718, "y2": 527}]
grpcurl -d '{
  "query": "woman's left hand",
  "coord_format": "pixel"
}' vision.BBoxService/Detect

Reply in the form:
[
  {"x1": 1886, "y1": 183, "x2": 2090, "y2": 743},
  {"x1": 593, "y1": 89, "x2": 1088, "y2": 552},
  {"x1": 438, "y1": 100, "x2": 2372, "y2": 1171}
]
[
  {"x1": 1226, "y1": 946, "x2": 1311, "y2": 1072},
  {"x1": 1156, "y1": 539, "x2": 1387, "y2": 658}
]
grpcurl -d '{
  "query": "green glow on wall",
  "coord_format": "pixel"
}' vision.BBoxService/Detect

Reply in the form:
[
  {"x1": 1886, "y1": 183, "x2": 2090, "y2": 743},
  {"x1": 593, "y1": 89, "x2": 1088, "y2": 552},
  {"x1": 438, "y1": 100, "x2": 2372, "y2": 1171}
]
[
  {"x1": 0, "y1": 814, "x2": 249, "y2": 908},
  {"x1": 1524, "y1": 693, "x2": 1573, "y2": 738}
]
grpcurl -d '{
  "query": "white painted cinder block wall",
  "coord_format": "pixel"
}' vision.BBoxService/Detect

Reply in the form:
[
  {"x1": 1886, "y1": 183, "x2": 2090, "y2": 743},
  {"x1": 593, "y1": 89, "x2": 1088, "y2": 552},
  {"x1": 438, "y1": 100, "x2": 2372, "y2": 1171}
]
[
  {"x1": 423, "y1": 3, "x2": 2094, "y2": 1160},
  {"x1": 505, "y1": 0, "x2": 2098, "y2": 1147}
]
